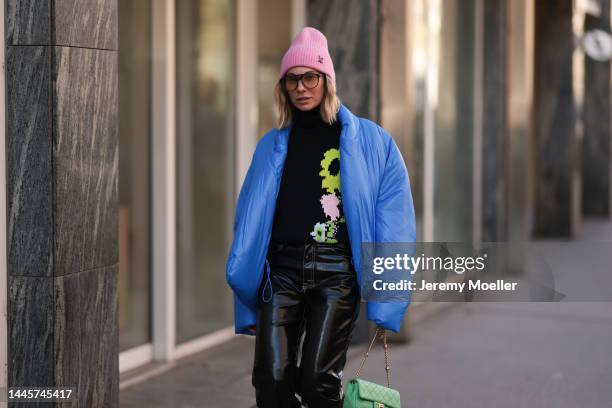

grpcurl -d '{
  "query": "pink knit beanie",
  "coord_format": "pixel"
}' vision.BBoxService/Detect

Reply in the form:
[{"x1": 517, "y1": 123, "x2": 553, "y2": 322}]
[{"x1": 279, "y1": 27, "x2": 335, "y2": 84}]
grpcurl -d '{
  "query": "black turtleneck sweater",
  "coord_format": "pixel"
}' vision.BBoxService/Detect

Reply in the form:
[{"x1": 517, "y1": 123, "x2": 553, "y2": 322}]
[{"x1": 271, "y1": 105, "x2": 350, "y2": 244}]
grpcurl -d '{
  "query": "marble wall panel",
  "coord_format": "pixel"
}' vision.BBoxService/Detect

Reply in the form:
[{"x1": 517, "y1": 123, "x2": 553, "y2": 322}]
[
  {"x1": 6, "y1": 0, "x2": 51, "y2": 45},
  {"x1": 8, "y1": 276, "x2": 54, "y2": 387},
  {"x1": 6, "y1": 46, "x2": 53, "y2": 278},
  {"x1": 53, "y1": 46, "x2": 119, "y2": 276},
  {"x1": 54, "y1": 0, "x2": 118, "y2": 50},
  {"x1": 54, "y1": 265, "x2": 118, "y2": 407}
]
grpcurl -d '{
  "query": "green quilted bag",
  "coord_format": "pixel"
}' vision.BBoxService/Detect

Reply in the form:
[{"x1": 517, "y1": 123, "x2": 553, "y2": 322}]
[{"x1": 342, "y1": 328, "x2": 401, "y2": 408}]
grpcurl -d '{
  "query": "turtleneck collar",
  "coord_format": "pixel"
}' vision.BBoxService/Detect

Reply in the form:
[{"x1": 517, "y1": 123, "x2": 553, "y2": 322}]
[{"x1": 291, "y1": 104, "x2": 331, "y2": 129}]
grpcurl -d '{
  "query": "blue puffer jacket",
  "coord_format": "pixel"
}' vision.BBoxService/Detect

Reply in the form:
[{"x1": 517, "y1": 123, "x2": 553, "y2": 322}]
[{"x1": 226, "y1": 104, "x2": 416, "y2": 335}]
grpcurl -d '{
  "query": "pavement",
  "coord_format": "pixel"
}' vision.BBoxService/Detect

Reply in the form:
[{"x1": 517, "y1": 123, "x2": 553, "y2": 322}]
[
  {"x1": 345, "y1": 302, "x2": 612, "y2": 408},
  {"x1": 120, "y1": 218, "x2": 612, "y2": 407}
]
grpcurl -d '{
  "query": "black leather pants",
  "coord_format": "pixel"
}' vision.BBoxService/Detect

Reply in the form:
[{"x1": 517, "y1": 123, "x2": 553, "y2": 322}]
[{"x1": 252, "y1": 241, "x2": 361, "y2": 408}]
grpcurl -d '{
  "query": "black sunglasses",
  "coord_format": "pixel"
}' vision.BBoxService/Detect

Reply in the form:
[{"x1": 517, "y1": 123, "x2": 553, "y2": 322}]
[{"x1": 282, "y1": 71, "x2": 324, "y2": 91}]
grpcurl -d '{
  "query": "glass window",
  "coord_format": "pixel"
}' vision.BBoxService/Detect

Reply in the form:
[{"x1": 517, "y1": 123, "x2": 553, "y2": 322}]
[
  {"x1": 118, "y1": 0, "x2": 153, "y2": 351},
  {"x1": 258, "y1": 0, "x2": 292, "y2": 136},
  {"x1": 175, "y1": 0, "x2": 236, "y2": 343}
]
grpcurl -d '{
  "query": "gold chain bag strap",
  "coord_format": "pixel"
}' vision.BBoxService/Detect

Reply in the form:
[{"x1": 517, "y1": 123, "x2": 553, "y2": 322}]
[
  {"x1": 355, "y1": 327, "x2": 391, "y2": 387},
  {"x1": 342, "y1": 328, "x2": 401, "y2": 408}
]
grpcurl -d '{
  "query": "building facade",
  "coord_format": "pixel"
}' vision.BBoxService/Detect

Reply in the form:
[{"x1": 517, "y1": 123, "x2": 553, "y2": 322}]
[{"x1": 1, "y1": 0, "x2": 611, "y2": 406}]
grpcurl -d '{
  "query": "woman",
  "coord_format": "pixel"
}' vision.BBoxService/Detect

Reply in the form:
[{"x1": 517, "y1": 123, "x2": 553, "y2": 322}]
[{"x1": 226, "y1": 27, "x2": 416, "y2": 408}]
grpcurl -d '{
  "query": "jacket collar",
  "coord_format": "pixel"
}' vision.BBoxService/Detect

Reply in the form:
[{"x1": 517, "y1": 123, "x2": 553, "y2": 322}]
[
  {"x1": 274, "y1": 103, "x2": 358, "y2": 151},
  {"x1": 337, "y1": 104, "x2": 358, "y2": 141}
]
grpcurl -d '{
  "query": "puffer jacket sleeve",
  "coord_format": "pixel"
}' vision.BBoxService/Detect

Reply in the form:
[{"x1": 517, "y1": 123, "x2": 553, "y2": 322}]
[
  {"x1": 226, "y1": 140, "x2": 263, "y2": 335},
  {"x1": 233, "y1": 293, "x2": 257, "y2": 335},
  {"x1": 226, "y1": 146, "x2": 258, "y2": 294},
  {"x1": 367, "y1": 132, "x2": 417, "y2": 333}
]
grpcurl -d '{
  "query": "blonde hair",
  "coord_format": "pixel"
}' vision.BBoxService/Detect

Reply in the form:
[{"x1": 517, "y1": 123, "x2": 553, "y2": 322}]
[{"x1": 273, "y1": 74, "x2": 341, "y2": 129}]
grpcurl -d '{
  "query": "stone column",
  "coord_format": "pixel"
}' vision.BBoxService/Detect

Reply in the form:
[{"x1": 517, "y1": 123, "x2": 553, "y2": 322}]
[
  {"x1": 582, "y1": 1, "x2": 611, "y2": 216},
  {"x1": 307, "y1": 0, "x2": 380, "y2": 343},
  {"x1": 533, "y1": 0, "x2": 576, "y2": 236},
  {"x1": 6, "y1": 0, "x2": 118, "y2": 406},
  {"x1": 481, "y1": 0, "x2": 507, "y2": 242},
  {"x1": 307, "y1": 0, "x2": 379, "y2": 119}
]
